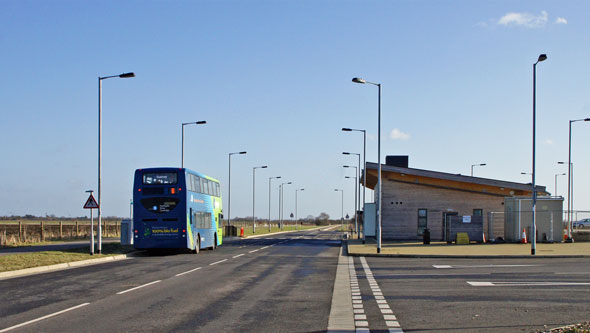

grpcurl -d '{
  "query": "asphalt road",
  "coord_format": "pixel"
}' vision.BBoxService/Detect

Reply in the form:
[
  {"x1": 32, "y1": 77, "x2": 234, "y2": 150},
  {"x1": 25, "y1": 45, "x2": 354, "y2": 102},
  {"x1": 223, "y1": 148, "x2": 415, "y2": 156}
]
[
  {"x1": 352, "y1": 256, "x2": 590, "y2": 332},
  {"x1": 0, "y1": 228, "x2": 341, "y2": 332}
]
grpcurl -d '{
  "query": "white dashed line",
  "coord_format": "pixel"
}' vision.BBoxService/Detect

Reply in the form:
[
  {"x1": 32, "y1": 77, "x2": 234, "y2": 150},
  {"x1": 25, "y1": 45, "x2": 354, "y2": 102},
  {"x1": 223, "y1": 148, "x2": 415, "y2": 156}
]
[
  {"x1": 0, "y1": 303, "x2": 90, "y2": 332},
  {"x1": 209, "y1": 259, "x2": 228, "y2": 266},
  {"x1": 249, "y1": 249, "x2": 259, "y2": 253},
  {"x1": 117, "y1": 280, "x2": 161, "y2": 295},
  {"x1": 175, "y1": 267, "x2": 202, "y2": 277},
  {"x1": 261, "y1": 246, "x2": 269, "y2": 249},
  {"x1": 232, "y1": 254, "x2": 245, "y2": 258}
]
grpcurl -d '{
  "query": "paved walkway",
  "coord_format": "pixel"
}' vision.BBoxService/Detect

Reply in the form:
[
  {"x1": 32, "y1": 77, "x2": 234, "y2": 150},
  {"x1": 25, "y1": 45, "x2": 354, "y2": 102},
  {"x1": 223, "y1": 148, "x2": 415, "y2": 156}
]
[{"x1": 348, "y1": 238, "x2": 590, "y2": 258}]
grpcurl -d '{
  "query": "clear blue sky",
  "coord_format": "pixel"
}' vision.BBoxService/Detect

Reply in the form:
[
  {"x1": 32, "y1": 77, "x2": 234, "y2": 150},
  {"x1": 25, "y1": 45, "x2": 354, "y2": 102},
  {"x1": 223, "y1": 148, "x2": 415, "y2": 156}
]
[{"x1": 1, "y1": 1, "x2": 589, "y2": 220}]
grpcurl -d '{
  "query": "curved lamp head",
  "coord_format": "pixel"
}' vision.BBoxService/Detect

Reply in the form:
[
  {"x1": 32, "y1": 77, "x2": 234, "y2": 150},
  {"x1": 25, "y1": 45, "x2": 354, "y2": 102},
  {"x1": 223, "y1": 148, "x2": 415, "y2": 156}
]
[
  {"x1": 342, "y1": 128, "x2": 352, "y2": 131},
  {"x1": 196, "y1": 121, "x2": 207, "y2": 125},
  {"x1": 352, "y1": 77, "x2": 366, "y2": 84},
  {"x1": 119, "y1": 72, "x2": 135, "y2": 78},
  {"x1": 538, "y1": 54, "x2": 547, "y2": 62}
]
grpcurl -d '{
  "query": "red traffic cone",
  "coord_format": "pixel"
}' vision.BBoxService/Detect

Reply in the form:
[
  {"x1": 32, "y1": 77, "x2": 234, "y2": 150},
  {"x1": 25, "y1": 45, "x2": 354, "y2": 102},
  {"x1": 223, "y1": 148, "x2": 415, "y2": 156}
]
[
  {"x1": 240, "y1": 226, "x2": 244, "y2": 237},
  {"x1": 521, "y1": 228, "x2": 527, "y2": 244}
]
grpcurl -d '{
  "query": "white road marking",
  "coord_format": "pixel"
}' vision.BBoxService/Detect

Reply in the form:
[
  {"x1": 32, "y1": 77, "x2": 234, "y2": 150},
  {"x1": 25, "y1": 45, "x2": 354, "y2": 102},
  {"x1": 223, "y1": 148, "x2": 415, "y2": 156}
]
[
  {"x1": 175, "y1": 267, "x2": 202, "y2": 277},
  {"x1": 434, "y1": 264, "x2": 541, "y2": 269},
  {"x1": 117, "y1": 280, "x2": 161, "y2": 295},
  {"x1": 0, "y1": 303, "x2": 90, "y2": 332},
  {"x1": 468, "y1": 281, "x2": 590, "y2": 287},
  {"x1": 249, "y1": 249, "x2": 259, "y2": 253},
  {"x1": 232, "y1": 254, "x2": 245, "y2": 258},
  {"x1": 209, "y1": 259, "x2": 228, "y2": 266},
  {"x1": 261, "y1": 246, "x2": 269, "y2": 249},
  {"x1": 360, "y1": 257, "x2": 404, "y2": 332}
]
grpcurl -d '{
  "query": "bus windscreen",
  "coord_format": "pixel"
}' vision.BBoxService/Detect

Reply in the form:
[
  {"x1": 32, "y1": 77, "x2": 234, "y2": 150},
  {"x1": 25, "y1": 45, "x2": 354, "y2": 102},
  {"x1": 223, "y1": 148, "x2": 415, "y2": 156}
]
[{"x1": 143, "y1": 173, "x2": 178, "y2": 185}]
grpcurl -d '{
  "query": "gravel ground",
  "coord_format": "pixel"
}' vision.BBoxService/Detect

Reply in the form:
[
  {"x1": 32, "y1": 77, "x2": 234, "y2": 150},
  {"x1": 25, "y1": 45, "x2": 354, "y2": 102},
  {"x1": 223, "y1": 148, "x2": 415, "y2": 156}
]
[{"x1": 536, "y1": 322, "x2": 590, "y2": 332}]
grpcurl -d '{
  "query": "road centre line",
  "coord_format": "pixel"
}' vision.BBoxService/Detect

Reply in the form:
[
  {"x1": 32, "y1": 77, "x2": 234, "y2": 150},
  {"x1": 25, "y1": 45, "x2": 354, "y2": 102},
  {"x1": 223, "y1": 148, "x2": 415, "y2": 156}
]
[
  {"x1": 175, "y1": 267, "x2": 202, "y2": 277},
  {"x1": 209, "y1": 259, "x2": 228, "y2": 266},
  {"x1": 117, "y1": 280, "x2": 161, "y2": 295},
  {"x1": 0, "y1": 303, "x2": 90, "y2": 333},
  {"x1": 232, "y1": 254, "x2": 245, "y2": 258},
  {"x1": 434, "y1": 264, "x2": 541, "y2": 269},
  {"x1": 249, "y1": 249, "x2": 259, "y2": 253},
  {"x1": 468, "y1": 281, "x2": 590, "y2": 287}
]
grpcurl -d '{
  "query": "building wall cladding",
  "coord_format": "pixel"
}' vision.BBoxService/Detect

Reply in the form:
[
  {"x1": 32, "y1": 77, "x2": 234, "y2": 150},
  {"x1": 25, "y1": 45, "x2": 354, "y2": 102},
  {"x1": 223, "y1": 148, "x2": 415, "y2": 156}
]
[{"x1": 381, "y1": 179, "x2": 505, "y2": 240}]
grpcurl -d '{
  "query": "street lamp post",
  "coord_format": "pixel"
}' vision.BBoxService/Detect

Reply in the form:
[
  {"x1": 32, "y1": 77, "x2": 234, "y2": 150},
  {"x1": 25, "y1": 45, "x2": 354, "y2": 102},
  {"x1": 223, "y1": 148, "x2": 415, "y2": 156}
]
[
  {"x1": 555, "y1": 173, "x2": 566, "y2": 197},
  {"x1": 531, "y1": 53, "x2": 547, "y2": 255},
  {"x1": 181, "y1": 121, "x2": 206, "y2": 168},
  {"x1": 334, "y1": 189, "x2": 344, "y2": 232},
  {"x1": 342, "y1": 128, "x2": 367, "y2": 240},
  {"x1": 567, "y1": 118, "x2": 590, "y2": 237},
  {"x1": 345, "y1": 175, "x2": 357, "y2": 236},
  {"x1": 352, "y1": 77, "x2": 382, "y2": 253},
  {"x1": 268, "y1": 176, "x2": 281, "y2": 232},
  {"x1": 296, "y1": 188, "x2": 304, "y2": 230},
  {"x1": 344, "y1": 152, "x2": 361, "y2": 235},
  {"x1": 252, "y1": 165, "x2": 268, "y2": 234},
  {"x1": 228, "y1": 151, "x2": 247, "y2": 227},
  {"x1": 98, "y1": 72, "x2": 135, "y2": 254},
  {"x1": 471, "y1": 163, "x2": 486, "y2": 177},
  {"x1": 280, "y1": 182, "x2": 292, "y2": 230},
  {"x1": 344, "y1": 165, "x2": 358, "y2": 237}
]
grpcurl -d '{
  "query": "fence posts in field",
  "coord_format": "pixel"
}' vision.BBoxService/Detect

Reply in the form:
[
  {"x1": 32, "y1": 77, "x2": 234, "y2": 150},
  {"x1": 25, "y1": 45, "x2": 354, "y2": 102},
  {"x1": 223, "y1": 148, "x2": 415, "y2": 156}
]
[
  {"x1": 59, "y1": 221, "x2": 63, "y2": 239},
  {"x1": 19, "y1": 221, "x2": 22, "y2": 242},
  {"x1": 40, "y1": 221, "x2": 44, "y2": 241}
]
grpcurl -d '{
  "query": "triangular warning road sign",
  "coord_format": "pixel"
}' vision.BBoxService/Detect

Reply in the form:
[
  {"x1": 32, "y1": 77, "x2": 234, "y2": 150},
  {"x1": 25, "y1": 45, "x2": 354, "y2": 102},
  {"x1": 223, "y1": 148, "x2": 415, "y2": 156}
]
[{"x1": 83, "y1": 194, "x2": 99, "y2": 209}]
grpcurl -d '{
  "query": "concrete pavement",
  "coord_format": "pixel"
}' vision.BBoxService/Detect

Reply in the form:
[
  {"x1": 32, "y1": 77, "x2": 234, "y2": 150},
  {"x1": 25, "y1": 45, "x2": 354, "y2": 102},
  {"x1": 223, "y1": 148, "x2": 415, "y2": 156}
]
[{"x1": 348, "y1": 238, "x2": 590, "y2": 258}]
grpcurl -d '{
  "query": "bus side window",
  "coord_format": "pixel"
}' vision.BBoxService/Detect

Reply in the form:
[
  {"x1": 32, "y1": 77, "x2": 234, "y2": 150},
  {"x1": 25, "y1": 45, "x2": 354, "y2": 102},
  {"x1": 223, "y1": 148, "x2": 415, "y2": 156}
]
[
  {"x1": 200, "y1": 178, "x2": 207, "y2": 194},
  {"x1": 194, "y1": 176, "x2": 201, "y2": 192},
  {"x1": 190, "y1": 208, "x2": 193, "y2": 225}
]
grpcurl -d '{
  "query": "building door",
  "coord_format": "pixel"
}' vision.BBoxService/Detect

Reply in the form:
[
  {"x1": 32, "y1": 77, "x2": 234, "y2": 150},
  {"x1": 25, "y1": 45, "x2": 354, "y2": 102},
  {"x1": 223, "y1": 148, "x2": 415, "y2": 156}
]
[{"x1": 443, "y1": 212, "x2": 458, "y2": 242}]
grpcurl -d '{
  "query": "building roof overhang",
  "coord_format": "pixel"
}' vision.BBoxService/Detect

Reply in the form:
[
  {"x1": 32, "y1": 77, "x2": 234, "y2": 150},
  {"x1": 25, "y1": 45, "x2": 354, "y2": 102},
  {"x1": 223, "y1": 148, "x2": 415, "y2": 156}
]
[{"x1": 363, "y1": 162, "x2": 547, "y2": 197}]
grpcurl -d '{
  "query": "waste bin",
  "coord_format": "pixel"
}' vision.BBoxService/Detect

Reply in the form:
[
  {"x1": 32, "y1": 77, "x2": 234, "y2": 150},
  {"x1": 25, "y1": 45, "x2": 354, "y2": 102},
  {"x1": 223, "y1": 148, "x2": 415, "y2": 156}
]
[{"x1": 423, "y1": 228, "x2": 430, "y2": 244}]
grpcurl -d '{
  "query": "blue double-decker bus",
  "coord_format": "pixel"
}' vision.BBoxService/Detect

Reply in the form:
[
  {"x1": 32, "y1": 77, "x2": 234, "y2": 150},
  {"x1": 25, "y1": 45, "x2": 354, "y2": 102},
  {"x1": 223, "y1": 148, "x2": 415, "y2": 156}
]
[{"x1": 133, "y1": 167, "x2": 223, "y2": 253}]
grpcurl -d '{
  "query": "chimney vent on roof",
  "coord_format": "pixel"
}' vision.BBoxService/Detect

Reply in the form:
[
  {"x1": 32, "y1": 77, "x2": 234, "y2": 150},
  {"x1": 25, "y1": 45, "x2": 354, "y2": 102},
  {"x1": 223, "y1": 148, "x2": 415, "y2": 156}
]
[{"x1": 386, "y1": 155, "x2": 409, "y2": 168}]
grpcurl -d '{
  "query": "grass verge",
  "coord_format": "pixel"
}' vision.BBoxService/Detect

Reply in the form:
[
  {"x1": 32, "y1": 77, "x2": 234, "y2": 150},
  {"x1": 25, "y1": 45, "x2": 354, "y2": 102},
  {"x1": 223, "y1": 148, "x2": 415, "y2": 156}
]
[{"x1": 0, "y1": 243, "x2": 134, "y2": 272}]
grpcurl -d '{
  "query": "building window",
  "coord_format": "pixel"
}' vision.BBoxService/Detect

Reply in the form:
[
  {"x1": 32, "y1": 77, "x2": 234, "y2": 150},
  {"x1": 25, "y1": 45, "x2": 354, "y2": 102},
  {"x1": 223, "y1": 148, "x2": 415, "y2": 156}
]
[
  {"x1": 418, "y1": 209, "x2": 427, "y2": 235},
  {"x1": 473, "y1": 209, "x2": 483, "y2": 217}
]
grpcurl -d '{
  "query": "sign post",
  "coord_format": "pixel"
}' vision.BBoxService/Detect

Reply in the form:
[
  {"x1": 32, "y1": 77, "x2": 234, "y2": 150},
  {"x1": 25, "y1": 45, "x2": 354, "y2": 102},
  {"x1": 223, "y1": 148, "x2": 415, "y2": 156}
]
[{"x1": 84, "y1": 190, "x2": 99, "y2": 255}]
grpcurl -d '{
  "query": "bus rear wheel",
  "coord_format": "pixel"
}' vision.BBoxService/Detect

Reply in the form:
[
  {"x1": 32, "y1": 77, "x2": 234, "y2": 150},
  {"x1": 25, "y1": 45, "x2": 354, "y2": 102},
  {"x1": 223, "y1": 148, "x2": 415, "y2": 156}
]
[
  {"x1": 210, "y1": 234, "x2": 217, "y2": 250},
  {"x1": 194, "y1": 237, "x2": 200, "y2": 254}
]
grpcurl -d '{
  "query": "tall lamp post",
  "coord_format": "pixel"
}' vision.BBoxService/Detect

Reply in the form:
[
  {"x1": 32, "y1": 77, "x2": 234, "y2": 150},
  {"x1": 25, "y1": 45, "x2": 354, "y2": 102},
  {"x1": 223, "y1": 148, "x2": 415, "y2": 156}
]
[
  {"x1": 344, "y1": 165, "x2": 358, "y2": 236},
  {"x1": 345, "y1": 175, "x2": 357, "y2": 236},
  {"x1": 295, "y1": 188, "x2": 304, "y2": 230},
  {"x1": 352, "y1": 77, "x2": 382, "y2": 253},
  {"x1": 98, "y1": 72, "x2": 135, "y2": 254},
  {"x1": 531, "y1": 53, "x2": 547, "y2": 255},
  {"x1": 228, "y1": 151, "x2": 247, "y2": 227},
  {"x1": 566, "y1": 118, "x2": 590, "y2": 237},
  {"x1": 342, "y1": 128, "x2": 367, "y2": 239},
  {"x1": 334, "y1": 189, "x2": 344, "y2": 232},
  {"x1": 555, "y1": 173, "x2": 566, "y2": 197},
  {"x1": 268, "y1": 176, "x2": 281, "y2": 232},
  {"x1": 471, "y1": 163, "x2": 486, "y2": 177},
  {"x1": 252, "y1": 165, "x2": 268, "y2": 234},
  {"x1": 279, "y1": 182, "x2": 292, "y2": 230},
  {"x1": 343, "y1": 152, "x2": 361, "y2": 235},
  {"x1": 181, "y1": 121, "x2": 207, "y2": 168}
]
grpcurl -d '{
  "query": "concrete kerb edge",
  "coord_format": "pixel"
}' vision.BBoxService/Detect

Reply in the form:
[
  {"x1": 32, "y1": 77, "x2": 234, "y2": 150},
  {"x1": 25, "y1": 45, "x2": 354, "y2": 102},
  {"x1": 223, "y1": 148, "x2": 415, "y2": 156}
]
[
  {"x1": 0, "y1": 253, "x2": 133, "y2": 280},
  {"x1": 346, "y1": 242, "x2": 590, "y2": 259}
]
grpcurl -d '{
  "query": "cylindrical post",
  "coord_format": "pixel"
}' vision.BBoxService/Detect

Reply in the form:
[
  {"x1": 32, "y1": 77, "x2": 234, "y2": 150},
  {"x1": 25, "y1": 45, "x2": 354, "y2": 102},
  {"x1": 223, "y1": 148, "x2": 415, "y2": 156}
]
[
  {"x1": 253, "y1": 168, "x2": 256, "y2": 234},
  {"x1": 531, "y1": 63, "x2": 537, "y2": 255},
  {"x1": 76, "y1": 221, "x2": 79, "y2": 237},
  {"x1": 181, "y1": 124, "x2": 185, "y2": 168},
  {"x1": 228, "y1": 154, "x2": 231, "y2": 227},
  {"x1": 98, "y1": 77, "x2": 102, "y2": 255},
  {"x1": 269, "y1": 178, "x2": 272, "y2": 232},
  {"x1": 363, "y1": 130, "x2": 366, "y2": 242},
  {"x1": 41, "y1": 221, "x2": 44, "y2": 241},
  {"x1": 59, "y1": 221, "x2": 63, "y2": 239},
  {"x1": 90, "y1": 209, "x2": 94, "y2": 255},
  {"x1": 568, "y1": 120, "x2": 572, "y2": 237},
  {"x1": 19, "y1": 221, "x2": 22, "y2": 242},
  {"x1": 377, "y1": 83, "x2": 382, "y2": 253}
]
